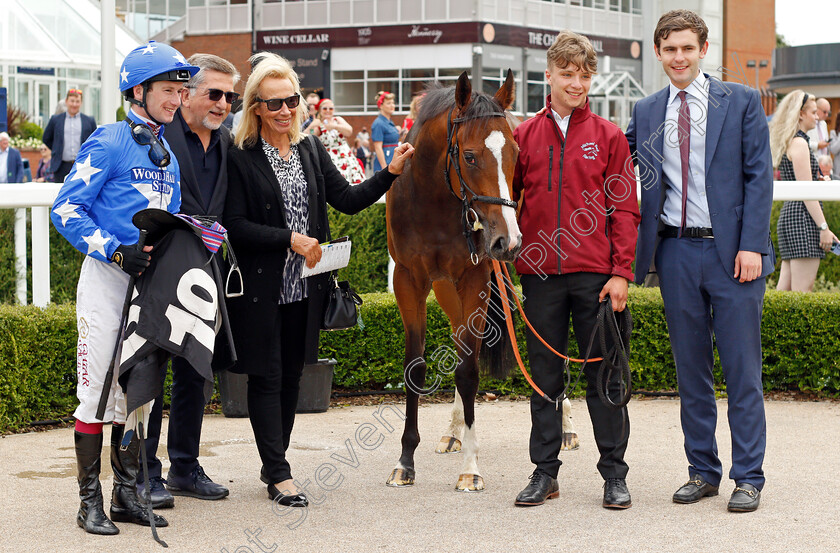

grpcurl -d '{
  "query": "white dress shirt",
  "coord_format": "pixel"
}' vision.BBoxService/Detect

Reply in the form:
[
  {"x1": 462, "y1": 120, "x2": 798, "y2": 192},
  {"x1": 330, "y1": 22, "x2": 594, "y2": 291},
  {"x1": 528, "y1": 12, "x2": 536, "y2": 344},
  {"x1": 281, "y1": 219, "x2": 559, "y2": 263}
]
[
  {"x1": 551, "y1": 109, "x2": 572, "y2": 138},
  {"x1": 0, "y1": 147, "x2": 9, "y2": 183},
  {"x1": 660, "y1": 71, "x2": 712, "y2": 229},
  {"x1": 806, "y1": 120, "x2": 828, "y2": 157},
  {"x1": 62, "y1": 112, "x2": 82, "y2": 162}
]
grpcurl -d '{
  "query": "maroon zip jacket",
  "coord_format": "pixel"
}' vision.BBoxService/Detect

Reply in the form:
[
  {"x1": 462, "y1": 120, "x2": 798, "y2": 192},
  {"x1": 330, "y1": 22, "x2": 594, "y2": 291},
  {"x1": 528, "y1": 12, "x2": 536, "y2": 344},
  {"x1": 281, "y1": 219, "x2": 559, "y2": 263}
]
[{"x1": 513, "y1": 97, "x2": 640, "y2": 280}]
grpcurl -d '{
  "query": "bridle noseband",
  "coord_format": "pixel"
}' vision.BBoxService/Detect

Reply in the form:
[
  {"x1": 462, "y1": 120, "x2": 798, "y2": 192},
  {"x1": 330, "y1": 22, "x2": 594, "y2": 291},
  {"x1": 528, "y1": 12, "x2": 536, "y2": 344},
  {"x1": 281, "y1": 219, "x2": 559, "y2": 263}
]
[{"x1": 443, "y1": 106, "x2": 517, "y2": 265}]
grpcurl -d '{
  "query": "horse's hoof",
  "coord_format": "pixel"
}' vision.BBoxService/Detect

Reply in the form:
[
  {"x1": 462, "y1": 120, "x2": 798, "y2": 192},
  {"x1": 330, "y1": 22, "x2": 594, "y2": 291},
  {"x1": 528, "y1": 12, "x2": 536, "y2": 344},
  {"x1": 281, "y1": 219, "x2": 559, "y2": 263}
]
[
  {"x1": 435, "y1": 436, "x2": 462, "y2": 454},
  {"x1": 455, "y1": 474, "x2": 485, "y2": 492},
  {"x1": 386, "y1": 468, "x2": 415, "y2": 487},
  {"x1": 561, "y1": 432, "x2": 580, "y2": 451}
]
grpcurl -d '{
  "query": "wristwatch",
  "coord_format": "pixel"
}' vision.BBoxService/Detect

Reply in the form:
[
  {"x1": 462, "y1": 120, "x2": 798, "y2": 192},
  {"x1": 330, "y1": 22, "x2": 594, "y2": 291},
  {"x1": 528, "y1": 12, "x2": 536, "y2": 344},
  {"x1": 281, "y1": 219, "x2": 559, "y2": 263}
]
[{"x1": 819, "y1": 222, "x2": 829, "y2": 231}]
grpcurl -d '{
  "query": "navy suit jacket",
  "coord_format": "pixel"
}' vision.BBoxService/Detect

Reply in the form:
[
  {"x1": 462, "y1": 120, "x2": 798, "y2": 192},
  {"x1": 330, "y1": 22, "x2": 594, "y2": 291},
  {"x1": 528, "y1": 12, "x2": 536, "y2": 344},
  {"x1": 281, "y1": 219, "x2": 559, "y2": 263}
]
[
  {"x1": 3, "y1": 147, "x2": 25, "y2": 183},
  {"x1": 42, "y1": 112, "x2": 97, "y2": 173},
  {"x1": 626, "y1": 74, "x2": 775, "y2": 285}
]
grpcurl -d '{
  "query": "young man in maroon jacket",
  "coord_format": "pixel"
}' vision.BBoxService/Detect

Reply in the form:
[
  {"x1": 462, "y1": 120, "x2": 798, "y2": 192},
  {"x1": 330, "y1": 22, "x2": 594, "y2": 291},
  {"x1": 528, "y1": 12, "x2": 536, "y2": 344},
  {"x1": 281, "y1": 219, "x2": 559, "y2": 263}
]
[{"x1": 512, "y1": 30, "x2": 640, "y2": 509}]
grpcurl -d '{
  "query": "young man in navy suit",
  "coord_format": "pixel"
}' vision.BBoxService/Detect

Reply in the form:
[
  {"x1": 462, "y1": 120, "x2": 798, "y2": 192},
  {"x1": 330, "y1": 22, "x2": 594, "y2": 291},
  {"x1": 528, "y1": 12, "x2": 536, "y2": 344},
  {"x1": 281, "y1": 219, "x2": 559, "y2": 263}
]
[
  {"x1": 43, "y1": 89, "x2": 97, "y2": 183},
  {"x1": 626, "y1": 10, "x2": 774, "y2": 512}
]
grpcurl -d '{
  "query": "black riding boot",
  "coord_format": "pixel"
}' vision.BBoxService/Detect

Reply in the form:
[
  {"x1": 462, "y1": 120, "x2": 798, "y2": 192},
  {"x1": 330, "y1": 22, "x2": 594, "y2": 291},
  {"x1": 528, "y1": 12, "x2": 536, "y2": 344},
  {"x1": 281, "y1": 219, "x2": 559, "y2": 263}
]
[
  {"x1": 109, "y1": 425, "x2": 168, "y2": 528},
  {"x1": 75, "y1": 431, "x2": 119, "y2": 535}
]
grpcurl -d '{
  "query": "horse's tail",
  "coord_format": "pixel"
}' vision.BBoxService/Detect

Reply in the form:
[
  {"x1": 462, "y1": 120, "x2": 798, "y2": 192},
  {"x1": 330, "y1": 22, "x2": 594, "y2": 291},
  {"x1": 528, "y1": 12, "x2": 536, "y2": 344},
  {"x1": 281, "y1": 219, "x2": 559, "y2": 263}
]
[{"x1": 477, "y1": 266, "x2": 515, "y2": 381}]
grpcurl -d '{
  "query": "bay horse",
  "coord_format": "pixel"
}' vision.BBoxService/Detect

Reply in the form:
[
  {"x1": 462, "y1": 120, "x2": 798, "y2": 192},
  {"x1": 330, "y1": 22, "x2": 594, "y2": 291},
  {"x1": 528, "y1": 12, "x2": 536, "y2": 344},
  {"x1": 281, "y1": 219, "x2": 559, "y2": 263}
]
[{"x1": 385, "y1": 71, "x2": 524, "y2": 492}]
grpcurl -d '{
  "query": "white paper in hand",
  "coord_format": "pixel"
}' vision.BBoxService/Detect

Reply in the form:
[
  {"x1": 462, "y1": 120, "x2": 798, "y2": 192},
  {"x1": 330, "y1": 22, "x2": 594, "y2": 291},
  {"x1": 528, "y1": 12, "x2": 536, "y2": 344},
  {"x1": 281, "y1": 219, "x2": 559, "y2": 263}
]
[{"x1": 300, "y1": 240, "x2": 352, "y2": 278}]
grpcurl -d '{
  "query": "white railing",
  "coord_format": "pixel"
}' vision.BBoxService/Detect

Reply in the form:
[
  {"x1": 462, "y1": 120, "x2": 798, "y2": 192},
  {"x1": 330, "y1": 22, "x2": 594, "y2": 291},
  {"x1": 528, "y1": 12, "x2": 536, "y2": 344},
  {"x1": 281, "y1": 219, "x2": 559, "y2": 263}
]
[
  {"x1": 2, "y1": 180, "x2": 840, "y2": 306},
  {"x1": 1, "y1": 183, "x2": 63, "y2": 307}
]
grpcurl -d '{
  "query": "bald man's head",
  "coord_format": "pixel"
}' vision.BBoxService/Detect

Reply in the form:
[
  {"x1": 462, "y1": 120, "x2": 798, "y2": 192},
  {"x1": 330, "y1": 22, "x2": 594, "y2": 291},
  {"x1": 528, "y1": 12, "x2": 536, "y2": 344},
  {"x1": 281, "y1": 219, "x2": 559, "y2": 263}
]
[{"x1": 816, "y1": 98, "x2": 831, "y2": 121}]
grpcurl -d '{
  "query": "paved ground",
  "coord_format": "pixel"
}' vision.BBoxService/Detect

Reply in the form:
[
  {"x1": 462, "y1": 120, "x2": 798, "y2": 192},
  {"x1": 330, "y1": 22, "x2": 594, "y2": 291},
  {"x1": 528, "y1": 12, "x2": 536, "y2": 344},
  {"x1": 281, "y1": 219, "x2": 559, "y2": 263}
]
[{"x1": 2, "y1": 397, "x2": 839, "y2": 553}]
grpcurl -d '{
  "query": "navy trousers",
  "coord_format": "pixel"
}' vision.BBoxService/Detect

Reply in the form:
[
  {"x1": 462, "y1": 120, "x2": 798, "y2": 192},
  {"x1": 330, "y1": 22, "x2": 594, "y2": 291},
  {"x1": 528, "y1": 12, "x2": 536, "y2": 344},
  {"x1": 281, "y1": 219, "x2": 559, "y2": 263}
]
[
  {"x1": 656, "y1": 237, "x2": 766, "y2": 489},
  {"x1": 142, "y1": 356, "x2": 207, "y2": 481}
]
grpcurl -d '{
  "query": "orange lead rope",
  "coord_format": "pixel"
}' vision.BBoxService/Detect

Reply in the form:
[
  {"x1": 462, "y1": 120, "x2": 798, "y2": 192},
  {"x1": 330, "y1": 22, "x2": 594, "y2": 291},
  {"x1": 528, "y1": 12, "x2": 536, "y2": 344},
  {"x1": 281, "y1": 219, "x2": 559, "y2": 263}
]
[{"x1": 490, "y1": 259, "x2": 604, "y2": 403}]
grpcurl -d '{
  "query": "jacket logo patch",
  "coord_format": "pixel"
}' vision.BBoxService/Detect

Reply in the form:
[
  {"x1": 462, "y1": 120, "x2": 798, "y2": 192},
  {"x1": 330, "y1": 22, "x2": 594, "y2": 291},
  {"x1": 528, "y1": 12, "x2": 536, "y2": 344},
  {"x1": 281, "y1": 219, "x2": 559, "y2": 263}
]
[{"x1": 581, "y1": 142, "x2": 600, "y2": 160}]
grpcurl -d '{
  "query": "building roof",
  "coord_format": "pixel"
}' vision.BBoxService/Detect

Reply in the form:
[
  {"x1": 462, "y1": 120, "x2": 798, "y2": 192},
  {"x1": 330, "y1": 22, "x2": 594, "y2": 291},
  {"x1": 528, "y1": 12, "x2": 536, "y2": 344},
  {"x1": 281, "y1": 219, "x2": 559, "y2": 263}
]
[
  {"x1": 0, "y1": 0, "x2": 141, "y2": 69},
  {"x1": 768, "y1": 43, "x2": 840, "y2": 97}
]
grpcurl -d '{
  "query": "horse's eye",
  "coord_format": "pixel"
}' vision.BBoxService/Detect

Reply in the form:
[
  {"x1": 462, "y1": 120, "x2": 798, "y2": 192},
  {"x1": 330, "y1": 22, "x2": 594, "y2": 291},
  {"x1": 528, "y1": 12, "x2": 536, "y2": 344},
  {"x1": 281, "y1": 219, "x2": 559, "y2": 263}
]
[{"x1": 464, "y1": 152, "x2": 477, "y2": 165}]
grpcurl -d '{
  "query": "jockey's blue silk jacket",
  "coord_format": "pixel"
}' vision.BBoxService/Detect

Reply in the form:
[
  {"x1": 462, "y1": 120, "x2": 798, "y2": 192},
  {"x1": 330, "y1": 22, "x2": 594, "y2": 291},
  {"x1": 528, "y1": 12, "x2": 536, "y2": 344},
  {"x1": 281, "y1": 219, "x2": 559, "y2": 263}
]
[{"x1": 51, "y1": 111, "x2": 181, "y2": 263}]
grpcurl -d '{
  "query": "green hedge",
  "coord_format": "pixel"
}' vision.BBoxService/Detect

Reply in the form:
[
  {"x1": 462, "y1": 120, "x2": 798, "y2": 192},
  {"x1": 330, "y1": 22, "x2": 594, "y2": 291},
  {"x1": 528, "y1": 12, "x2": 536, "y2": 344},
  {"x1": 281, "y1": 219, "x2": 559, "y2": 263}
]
[
  {"x1": 1, "y1": 289, "x2": 839, "y2": 432},
  {"x1": 2, "y1": 200, "x2": 838, "y2": 303},
  {"x1": 320, "y1": 288, "x2": 840, "y2": 395},
  {"x1": 0, "y1": 304, "x2": 78, "y2": 431}
]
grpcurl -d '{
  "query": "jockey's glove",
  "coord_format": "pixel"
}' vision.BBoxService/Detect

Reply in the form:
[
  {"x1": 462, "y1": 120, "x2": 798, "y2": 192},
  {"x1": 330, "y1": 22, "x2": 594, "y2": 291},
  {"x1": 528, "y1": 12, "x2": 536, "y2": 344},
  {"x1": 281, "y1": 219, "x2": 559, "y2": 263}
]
[{"x1": 111, "y1": 243, "x2": 151, "y2": 277}]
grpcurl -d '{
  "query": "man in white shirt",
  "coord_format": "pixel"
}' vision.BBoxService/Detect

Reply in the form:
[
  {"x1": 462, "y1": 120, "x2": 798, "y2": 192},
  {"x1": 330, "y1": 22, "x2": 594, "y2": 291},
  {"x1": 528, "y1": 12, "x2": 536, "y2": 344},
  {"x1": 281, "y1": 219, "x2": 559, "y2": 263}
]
[
  {"x1": 806, "y1": 98, "x2": 830, "y2": 157},
  {"x1": 43, "y1": 89, "x2": 97, "y2": 183}
]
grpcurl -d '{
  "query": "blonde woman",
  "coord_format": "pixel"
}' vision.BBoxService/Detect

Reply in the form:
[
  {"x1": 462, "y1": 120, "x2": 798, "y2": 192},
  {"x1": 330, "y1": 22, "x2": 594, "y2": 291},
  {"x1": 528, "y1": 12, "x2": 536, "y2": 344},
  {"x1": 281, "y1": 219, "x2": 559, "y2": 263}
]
[
  {"x1": 223, "y1": 52, "x2": 414, "y2": 506},
  {"x1": 772, "y1": 90, "x2": 839, "y2": 291}
]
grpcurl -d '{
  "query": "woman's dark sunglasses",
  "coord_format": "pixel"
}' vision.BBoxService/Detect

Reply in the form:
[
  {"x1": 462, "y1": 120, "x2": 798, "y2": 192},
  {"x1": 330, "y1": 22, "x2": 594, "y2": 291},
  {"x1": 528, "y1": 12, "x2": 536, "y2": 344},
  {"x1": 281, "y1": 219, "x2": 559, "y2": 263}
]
[
  {"x1": 125, "y1": 119, "x2": 171, "y2": 168},
  {"x1": 256, "y1": 94, "x2": 300, "y2": 111},
  {"x1": 189, "y1": 86, "x2": 240, "y2": 104}
]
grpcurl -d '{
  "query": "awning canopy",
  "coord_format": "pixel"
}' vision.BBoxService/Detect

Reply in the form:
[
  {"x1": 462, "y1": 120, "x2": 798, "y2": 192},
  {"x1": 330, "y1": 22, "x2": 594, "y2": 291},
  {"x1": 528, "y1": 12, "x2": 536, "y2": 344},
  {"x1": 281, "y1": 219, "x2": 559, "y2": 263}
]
[{"x1": 0, "y1": 0, "x2": 141, "y2": 70}]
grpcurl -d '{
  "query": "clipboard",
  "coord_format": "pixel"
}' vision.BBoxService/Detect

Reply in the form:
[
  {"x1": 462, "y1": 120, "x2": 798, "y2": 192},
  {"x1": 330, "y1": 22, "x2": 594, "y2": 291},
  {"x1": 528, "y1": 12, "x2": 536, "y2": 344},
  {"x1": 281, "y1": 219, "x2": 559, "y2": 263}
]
[{"x1": 300, "y1": 239, "x2": 352, "y2": 278}]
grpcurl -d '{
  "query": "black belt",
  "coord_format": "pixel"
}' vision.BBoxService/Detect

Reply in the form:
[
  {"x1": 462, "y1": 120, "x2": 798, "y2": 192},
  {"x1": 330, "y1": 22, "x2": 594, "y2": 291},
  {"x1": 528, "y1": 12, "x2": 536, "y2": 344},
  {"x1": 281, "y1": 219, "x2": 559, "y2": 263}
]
[{"x1": 659, "y1": 225, "x2": 714, "y2": 238}]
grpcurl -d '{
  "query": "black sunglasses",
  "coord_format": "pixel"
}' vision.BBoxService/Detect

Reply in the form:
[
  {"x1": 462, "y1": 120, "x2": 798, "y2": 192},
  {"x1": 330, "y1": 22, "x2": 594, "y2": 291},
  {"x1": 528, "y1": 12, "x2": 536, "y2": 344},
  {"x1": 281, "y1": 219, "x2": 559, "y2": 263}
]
[
  {"x1": 256, "y1": 94, "x2": 300, "y2": 111},
  {"x1": 125, "y1": 119, "x2": 171, "y2": 168},
  {"x1": 189, "y1": 86, "x2": 240, "y2": 104}
]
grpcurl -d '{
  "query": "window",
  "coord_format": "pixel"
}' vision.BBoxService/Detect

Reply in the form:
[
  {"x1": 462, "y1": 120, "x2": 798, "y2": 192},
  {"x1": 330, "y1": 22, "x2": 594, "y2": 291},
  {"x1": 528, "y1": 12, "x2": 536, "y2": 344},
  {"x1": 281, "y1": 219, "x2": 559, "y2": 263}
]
[
  {"x1": 332, "y1": 68, "x2": 467, "y2": 114},
  {"x1": 527, "y1": 71, "x2": 547, "y2": 114}
]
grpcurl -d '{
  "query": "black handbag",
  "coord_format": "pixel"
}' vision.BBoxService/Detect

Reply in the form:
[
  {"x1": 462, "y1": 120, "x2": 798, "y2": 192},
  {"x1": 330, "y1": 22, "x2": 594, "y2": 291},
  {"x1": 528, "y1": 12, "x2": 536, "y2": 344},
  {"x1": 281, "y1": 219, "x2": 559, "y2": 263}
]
[{"x1": 322, "y1": 274, "x2": 363, "y2": 330}]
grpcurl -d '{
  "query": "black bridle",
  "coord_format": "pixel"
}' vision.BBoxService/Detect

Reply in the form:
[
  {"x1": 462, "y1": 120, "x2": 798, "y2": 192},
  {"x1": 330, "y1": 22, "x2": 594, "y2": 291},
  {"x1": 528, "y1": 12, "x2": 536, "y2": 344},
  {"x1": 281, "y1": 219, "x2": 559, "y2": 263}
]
[{"x1": 443, "y1": 106, "x2": 517, "y2": 265}]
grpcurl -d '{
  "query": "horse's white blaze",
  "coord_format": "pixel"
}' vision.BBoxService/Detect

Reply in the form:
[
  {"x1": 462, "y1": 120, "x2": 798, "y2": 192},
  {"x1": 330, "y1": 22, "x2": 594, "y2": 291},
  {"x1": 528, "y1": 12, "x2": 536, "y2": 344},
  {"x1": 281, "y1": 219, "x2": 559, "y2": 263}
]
[
  {"x1": 460, "y1": 423, "x2": 481, "y2": 476},
  {"x1": 444, "y1": 390, "x2": 465, "y2": 439},
  {"x1": 484, "y1": 130, "x2": 521, "y2": 250}
]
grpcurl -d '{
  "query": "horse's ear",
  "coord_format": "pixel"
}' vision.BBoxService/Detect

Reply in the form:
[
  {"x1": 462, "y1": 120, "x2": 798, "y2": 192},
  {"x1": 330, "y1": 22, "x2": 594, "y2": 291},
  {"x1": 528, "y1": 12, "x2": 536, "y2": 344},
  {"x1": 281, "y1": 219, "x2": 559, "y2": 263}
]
[
  {"x1": 494, "y1": 69, "x2": 516, "y2": 111},
  {"x1": 455, "y1": 71, "x2": 472, "y2": 111}
]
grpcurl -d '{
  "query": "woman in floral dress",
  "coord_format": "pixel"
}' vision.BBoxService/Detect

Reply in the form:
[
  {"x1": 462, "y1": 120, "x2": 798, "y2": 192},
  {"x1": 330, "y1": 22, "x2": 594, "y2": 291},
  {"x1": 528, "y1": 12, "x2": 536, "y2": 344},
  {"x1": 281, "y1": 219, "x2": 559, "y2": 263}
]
[{"x1": 311, "y1": 98, "x2": 365, "y2": 184}]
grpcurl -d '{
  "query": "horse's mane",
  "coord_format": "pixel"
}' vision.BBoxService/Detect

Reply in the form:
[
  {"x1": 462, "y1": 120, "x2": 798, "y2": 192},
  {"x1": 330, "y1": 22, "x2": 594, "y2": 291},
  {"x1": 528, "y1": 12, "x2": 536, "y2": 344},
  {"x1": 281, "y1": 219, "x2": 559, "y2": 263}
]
[{"x1": 413, "y1": 82, "x2": 504, "y2": 135}]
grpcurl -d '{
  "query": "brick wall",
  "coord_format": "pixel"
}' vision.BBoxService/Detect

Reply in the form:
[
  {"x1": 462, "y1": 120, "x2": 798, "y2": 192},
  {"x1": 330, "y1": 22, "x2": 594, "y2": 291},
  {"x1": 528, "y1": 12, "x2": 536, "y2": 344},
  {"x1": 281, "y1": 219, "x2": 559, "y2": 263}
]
[{"x1": 723, "y1": 0, "x2": 776, "y2": 114}]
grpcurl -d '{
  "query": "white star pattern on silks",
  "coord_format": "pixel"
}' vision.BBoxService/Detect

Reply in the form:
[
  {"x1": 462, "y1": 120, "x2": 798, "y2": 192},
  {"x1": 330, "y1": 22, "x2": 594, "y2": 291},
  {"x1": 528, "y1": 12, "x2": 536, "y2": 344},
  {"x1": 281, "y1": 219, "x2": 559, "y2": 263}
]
[
  {"x1": 141, "y1": 43, "x2": 157, "y2": 55},
  {"x1": 83, "y1": 229, "x2": 110, "y2": 257},
  {"x1": 53, "y1": 200, "x2": 82, "y2": 227},
  {"x1": 131, "y1": 180, "x2": 173, "y2": 209},
  {"x1": 71, "y1": 155, "x2": 103, "y2": 186},
  {"x1": 173, "y1": 53, "x2": 187, "y2": 65},
  {"x1": 121, "y1": 69, "x2": 130, "y2": 83}
]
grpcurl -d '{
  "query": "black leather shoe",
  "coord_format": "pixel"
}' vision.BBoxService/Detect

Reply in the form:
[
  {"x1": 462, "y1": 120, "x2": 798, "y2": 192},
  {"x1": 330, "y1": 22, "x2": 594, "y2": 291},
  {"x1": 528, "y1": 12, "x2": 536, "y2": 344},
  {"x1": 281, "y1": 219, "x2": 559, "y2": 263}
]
[
  {"x1": 673, "y1": 473, "x2": 719, "y2": 504},
  {"x1": 603, "y1": 478, "x2": 632, "y2": 509},
  {"x1": 137, "y1": 476, "x2": 174, "y2": 509},
  {"x1": 514, "y1": 471, "x2": 559, "y2": 507},
  {"x1": 167, "y1": 465, "x2": 229, "y2": 500},
  {"x1": 267, "y1": 484, "x2": 308, "y2": 507},
  {"x1": 727, "y1": 483, "x2": 760, "y2": 512}
]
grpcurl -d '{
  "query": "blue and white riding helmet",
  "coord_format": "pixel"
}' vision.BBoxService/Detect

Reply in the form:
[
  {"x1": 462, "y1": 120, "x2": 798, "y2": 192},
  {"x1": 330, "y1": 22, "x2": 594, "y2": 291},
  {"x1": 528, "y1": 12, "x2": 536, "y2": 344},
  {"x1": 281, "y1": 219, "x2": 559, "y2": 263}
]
[{"x1": 119, "y1": 41, "x2": 198, "y2": 118}]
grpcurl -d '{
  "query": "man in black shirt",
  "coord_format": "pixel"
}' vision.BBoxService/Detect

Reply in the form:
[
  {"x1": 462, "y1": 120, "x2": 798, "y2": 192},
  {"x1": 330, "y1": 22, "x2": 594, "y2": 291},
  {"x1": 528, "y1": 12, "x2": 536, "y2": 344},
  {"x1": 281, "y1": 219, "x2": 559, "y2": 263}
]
[{"x1": 138, "y1": 53, "x2": 240, "y2": 508}]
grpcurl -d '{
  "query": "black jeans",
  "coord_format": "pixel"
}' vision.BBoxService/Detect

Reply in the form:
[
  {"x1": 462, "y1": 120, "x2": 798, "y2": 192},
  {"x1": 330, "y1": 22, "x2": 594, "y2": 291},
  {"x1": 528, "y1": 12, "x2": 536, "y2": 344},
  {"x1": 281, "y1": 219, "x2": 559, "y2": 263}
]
[
  {"x1": 248, "y1": 300, "x2": 308, "y2": 484},
  {"x1": 520, "y1": 273, "x2": 630, "y2": 480}
]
